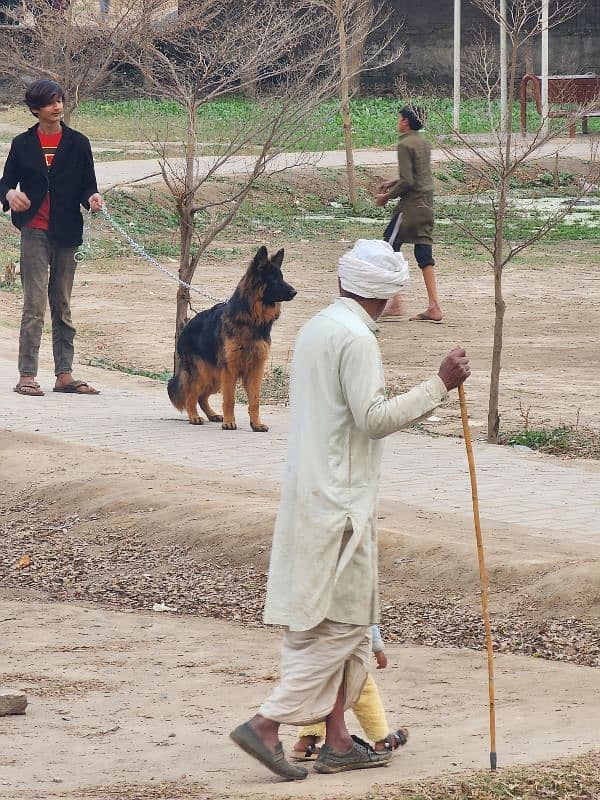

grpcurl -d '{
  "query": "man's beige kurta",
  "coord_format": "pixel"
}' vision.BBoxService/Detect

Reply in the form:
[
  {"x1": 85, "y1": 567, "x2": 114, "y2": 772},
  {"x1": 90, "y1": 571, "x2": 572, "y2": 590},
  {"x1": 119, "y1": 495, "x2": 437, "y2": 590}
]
[{"x1": 263, "y1": 297, "x2": 447, "y2": 632}]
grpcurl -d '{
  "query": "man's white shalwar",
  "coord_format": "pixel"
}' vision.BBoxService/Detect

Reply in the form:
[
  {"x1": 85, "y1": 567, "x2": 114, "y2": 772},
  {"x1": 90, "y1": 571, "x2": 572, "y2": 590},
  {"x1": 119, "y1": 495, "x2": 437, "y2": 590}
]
[{"x1": 264, "y1": 297, "x2": 447, "y2": 632}]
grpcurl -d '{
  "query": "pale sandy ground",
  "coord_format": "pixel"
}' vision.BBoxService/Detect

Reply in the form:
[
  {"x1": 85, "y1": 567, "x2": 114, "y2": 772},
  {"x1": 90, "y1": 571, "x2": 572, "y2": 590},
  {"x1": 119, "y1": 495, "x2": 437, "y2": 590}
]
[
  {"x1": 1, "y1": 155, "x2": 599, "y2": 800},
  {"x1": 0, "y1": 409, "x2": 599, "y2": 799},
  {"x1": 1, "y1": 598, "x2": 599, "y2": 800}
]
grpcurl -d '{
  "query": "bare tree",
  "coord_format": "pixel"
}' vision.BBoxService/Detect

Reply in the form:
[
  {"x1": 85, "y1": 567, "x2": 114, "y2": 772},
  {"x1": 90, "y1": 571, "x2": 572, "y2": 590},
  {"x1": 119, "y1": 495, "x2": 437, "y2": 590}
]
[
  {"x1": 304, "y1": 0, "x2": 402, "y2": 206},
  {"x1": 432, "y1": 0, "x2": 597, "y2": 443},
  {"x1": 136, "y1": 0, "x2": 345, "y2": 356},
  {"x1": 0, "y1": 0, "x2": 171, "y2": 122}
]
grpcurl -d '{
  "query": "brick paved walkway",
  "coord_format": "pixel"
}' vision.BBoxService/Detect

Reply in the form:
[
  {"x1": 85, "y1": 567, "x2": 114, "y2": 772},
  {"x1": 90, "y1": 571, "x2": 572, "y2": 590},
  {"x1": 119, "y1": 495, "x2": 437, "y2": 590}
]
[{"x1": 2, "y1": 358, "x2": 599, "y2": 538}]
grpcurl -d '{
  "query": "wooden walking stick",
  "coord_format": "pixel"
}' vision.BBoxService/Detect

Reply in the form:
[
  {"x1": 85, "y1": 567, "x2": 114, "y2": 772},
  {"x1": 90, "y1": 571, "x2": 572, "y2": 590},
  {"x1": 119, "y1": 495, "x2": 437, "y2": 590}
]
[{"x1": 458, "y1": 384, "x2": 497, "y2": 771}]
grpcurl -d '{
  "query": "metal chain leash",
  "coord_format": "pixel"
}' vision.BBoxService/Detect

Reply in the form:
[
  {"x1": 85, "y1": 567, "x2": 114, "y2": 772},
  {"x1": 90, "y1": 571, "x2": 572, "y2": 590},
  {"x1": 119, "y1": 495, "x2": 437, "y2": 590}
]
[
  {"x1": 74, "y1": 209, "x2": 93, "y2": 263},
  {"x1": 84, "y1": 206, "x2": 226, "y2": 303}
]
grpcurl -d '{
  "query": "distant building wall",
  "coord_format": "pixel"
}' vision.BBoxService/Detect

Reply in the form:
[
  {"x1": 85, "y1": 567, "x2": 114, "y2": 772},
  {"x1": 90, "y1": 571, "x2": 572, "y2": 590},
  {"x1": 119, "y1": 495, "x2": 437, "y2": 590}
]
[{"x1": 365, "y1": 0, "x2": 599, "y2": 92}]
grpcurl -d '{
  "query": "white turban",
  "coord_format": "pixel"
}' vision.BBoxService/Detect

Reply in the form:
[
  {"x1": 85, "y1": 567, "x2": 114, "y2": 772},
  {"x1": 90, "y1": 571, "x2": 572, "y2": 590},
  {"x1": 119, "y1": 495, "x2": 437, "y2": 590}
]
[{"x1": 338, "y1": 239, "x2": 410, "y2": 299}]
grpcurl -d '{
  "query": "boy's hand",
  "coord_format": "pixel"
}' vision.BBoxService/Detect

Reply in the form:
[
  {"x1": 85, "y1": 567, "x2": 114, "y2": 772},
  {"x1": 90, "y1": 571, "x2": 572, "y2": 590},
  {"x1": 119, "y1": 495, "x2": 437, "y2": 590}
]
[
  {"x1": 374, "y1": 192, "x2": 389, "y2": 207},
  {"x1": 6, "y1": 189, "x2": 31, "y2": 212},
  {"x1": 88, "y1": 193, "x2": 104, "y2": 212},
  {"x1": 375, "y1": 651, "x2": 387, "y2": 669}
]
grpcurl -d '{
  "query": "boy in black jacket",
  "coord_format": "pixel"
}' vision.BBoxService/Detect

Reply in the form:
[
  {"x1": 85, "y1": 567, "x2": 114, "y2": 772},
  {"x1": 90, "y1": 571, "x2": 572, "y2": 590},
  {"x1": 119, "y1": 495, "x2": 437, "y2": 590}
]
[{"x1": 0, "y1": 79, "x2": 103, "y2": 396}]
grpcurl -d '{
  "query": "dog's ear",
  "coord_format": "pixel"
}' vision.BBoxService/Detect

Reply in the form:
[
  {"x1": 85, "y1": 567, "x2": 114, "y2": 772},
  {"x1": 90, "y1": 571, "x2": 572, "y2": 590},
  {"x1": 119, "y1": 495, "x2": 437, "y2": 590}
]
[
  {"x1": 271, "y1": 248, "x2": 284, "y2": 269},
  {"x1": 252, "y1": 246, "x2": 269, "y2": 269}
]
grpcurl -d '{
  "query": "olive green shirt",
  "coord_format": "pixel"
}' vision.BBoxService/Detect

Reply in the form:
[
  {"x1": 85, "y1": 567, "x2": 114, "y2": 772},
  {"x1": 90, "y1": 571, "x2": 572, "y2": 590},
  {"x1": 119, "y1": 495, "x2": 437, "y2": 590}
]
[{"x1": 387, "y1": 130, "x2": 434, "y2": 201}]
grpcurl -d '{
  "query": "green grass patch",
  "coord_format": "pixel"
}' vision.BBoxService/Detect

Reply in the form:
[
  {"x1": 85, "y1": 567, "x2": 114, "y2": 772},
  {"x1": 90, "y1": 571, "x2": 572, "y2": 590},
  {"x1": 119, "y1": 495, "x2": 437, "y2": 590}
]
[
  {"x1": 86, "y1": 354, "x2": 290, "y2": 406},
  {"x1": 0, "y1": 279, "x2": 21, "y2": 295},
  {"x1": 239, "y1": 363, "x2": 290, "y2": 406},
  {"x1": 435, "y1": 197, "x2": 600, "y2": 258},
  {"x1": 500, "y1": 425, "x2": 600, "y2": 459},
  {"x1": 85, "y1": 356, "x2": 172, "y2": 383},
  {"x1": 67, "y1": 96, "x2": 585, "y2": 149}
]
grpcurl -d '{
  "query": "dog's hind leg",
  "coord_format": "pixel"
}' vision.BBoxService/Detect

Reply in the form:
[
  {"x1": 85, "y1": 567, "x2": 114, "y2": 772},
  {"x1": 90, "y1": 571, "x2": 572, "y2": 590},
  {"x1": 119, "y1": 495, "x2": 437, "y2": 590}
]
[
  {"x1": 244, "y1": 356, "x2": 269, "y2": 432},
  {"x1": 183, "y1": 373, "x2": 204, "y2": 425},
  {"x1": 198, "y1": 367, "x2": 222, "y2": 422},
  {"x1": 199, "y1": 394, "x2": 223, "y2": 423}
]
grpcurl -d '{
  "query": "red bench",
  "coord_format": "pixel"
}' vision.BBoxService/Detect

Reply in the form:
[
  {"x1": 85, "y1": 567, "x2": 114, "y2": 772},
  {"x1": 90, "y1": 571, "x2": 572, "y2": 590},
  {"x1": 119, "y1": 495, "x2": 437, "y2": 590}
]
[{"x1": 520, "y1": 74, "x2": 600, "y2": 137}]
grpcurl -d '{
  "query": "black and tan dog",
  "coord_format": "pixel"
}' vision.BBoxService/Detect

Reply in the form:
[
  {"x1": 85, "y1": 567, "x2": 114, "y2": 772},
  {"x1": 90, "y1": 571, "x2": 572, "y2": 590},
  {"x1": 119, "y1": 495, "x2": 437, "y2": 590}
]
[{"x1": 168, "y1": 246, "x2": 296, "y2": 431}]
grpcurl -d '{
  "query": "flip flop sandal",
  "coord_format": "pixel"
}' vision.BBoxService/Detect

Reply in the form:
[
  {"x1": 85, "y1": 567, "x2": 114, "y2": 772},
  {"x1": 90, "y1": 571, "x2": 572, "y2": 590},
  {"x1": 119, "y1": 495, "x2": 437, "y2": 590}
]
[
  {"x1": 290, "y1": 742, "x2": 320, "y2": 761},
  {"x1": 383, "y1": 727, "x2": 409, "y2": 751},
  {"x1": 14, "y1": 382, "x2": 44, "y2": 396},
  {"x1": 230, "y1": 722, "x2": 308, "y2": 781},
  {"x1": 53, "y1": 380, "x2": 100, "y2": 395},
  {"x1": 409, "y1": 312, "x2": 443, "y2": 324}
]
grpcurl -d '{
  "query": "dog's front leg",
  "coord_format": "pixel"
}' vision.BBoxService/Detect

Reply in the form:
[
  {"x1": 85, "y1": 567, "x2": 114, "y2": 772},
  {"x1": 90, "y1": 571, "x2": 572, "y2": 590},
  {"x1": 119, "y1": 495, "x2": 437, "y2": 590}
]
[
  {"x1": 221, "y1": 370, "x2": 237, "y2": 430},
  {"x1": 245, "y1": 360, "x2": 268, "y2": 432}
]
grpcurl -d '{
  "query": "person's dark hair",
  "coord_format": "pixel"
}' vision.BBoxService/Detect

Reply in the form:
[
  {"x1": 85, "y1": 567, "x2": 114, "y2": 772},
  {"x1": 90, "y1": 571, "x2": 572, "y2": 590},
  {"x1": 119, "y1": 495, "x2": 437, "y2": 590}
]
[
  {"x1": 400, "y1": 105, "x2": 426, "y2": 131},
  {"x1": 24, "y1": 80, "x2": 65, "y2": 117}
]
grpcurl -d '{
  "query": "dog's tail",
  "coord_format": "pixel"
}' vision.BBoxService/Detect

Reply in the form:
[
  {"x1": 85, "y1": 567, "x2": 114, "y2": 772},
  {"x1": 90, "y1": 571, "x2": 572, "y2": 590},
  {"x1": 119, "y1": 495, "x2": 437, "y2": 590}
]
[{"x1": 167, "y1": 371, "x2": 186, "y2": 412}]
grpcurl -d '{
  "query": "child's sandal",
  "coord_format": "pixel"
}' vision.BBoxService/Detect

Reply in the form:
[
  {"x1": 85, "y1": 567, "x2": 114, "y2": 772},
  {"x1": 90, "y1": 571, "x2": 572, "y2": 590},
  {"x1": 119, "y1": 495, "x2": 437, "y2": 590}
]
[
  {"x1": 384, "y1": 727, "x2": 409, "y2": 751},
  {"x1": 290, "y1": 738, "x2": 320, "y2": 761}
]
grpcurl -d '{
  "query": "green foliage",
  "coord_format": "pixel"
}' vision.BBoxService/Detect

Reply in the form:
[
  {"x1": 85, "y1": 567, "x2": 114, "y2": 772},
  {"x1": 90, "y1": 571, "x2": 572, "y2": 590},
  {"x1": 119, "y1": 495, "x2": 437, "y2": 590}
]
[
  {"x1": 236, "y1": 363, "x2": 290, "y2": 405},
  {"x1": 507, "y1": 427, "x2": 571, "y2": 450},
  {"x1": 500, "y1": 425, "x2": 600, "y2": 459},
  {"x1": 0, "y1": 280, "x2": 21, "y2": 295},
  {"x1": 73, "y1": 97, "x2": 549, "y2": 149},
  {"x1": 85, "y1": 356, "x2": 172, "y2": 383}
]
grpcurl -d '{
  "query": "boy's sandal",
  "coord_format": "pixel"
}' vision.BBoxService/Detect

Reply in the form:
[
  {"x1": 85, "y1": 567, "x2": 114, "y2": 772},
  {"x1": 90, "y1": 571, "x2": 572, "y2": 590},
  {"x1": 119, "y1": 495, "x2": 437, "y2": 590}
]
[
  {"x1": 290, "y1": 741, "x2": 320, "y2": 761},
  {"x1": 53, "y1": 380, "x2": 100, "y2": 395},
  {"x1": 14, "y1": 381, "x2": 44, "y2": 396},
  {"x1": 383, "y1": 727, "x2": 409, "y2": 751}
]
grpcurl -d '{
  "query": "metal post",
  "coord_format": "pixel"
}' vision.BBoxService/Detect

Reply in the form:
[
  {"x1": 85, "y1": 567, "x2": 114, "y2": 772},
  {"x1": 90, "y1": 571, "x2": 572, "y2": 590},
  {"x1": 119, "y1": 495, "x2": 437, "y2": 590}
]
[
  {"x1": 541, "y1": 0, "x2": 549, "y2": 135},
  {"x1": 453, "y1": 0, "x2": 461, "y2": 132},
  {"x1": 500, "y1": 0, "x2": 508, "y2": 134}
]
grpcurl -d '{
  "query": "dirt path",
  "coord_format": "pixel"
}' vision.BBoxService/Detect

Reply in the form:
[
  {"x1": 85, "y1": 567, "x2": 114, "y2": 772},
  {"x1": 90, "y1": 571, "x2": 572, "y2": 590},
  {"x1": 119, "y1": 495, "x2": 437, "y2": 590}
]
[
  {"x1": 1, "y1": 140, "x2": 599, "y2": 799},
  {"x1": 1, "y1": 598, "x2": 598, "y2": 800},
  {"x1": 89, "y1": 136, "x2": 599, "y2": 190}
]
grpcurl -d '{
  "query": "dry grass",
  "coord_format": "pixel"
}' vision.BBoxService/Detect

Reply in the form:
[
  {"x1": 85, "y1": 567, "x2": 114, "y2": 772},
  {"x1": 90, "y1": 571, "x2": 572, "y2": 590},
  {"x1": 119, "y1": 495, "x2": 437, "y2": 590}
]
[
  {"x1": 383, "y1": 751, "x2": 600, "y2": 800},
  {"x1": 21, "y1": 751, "x2": 600, "y2": 799}
]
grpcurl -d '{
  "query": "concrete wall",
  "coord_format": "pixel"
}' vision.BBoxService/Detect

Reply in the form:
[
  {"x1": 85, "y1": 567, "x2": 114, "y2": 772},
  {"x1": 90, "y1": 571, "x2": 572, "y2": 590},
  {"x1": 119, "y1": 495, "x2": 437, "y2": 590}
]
[{"x1": 365, "y1": 0, "x2": 600, "y2": 92}]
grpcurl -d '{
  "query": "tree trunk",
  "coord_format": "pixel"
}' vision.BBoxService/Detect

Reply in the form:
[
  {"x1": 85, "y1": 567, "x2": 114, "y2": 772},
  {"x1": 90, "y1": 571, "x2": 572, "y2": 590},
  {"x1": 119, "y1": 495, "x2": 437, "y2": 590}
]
[
  {"x1": 347, "y1": 38, "x2": 364, "y2": 95},
  {"x1": 241, "y1": 61, "x2": 258, "y2": 99},
  {"x1": 174, "y1": 286, "x2": 190, "y2": 371},
  {"x1": 346, "y1": 0, "x2": 371, "y2": 95},
  {"x1": 336, "y1": 0, "x2": 358, "y2": 207},
  {"x1": 487, "y1": 181, "x2": 507, "y2": 444},
  {"x1": 487, "y1": 264, "x2": 505, "y2": 443},
  {"x1": 173, "y1": 104, "x2": 198, "y2": 368}
]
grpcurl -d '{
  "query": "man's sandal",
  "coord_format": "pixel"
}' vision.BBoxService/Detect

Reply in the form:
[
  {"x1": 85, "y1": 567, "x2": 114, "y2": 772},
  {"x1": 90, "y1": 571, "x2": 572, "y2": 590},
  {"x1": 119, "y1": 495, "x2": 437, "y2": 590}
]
[
  {"x1": 230, "y1": 722, "x2": 308, "y2": 781},
  {"x1": 313, "y1": 735, "x2": 392, "y2": 773}
]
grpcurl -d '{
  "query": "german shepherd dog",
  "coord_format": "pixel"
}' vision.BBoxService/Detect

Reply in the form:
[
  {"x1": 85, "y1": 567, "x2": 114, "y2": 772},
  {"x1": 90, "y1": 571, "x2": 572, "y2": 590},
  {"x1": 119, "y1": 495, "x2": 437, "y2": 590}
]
[{"x1": 168, "y1": 246, "x2": 296, "y2": 431}]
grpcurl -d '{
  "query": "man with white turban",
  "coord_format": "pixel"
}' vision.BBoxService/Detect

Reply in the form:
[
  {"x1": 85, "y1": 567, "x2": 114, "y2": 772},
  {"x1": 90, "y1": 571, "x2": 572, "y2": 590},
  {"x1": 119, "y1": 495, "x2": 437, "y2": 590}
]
[{"x1": 230, "y1": 240, "x2": 470, "y2": 781}]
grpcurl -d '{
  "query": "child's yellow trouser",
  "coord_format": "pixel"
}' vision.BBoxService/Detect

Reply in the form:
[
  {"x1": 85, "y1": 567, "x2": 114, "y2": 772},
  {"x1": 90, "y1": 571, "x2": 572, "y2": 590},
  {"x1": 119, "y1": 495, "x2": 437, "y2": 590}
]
[{"x1": 297, "y1": 673, "x2": 388, "y2": 743}]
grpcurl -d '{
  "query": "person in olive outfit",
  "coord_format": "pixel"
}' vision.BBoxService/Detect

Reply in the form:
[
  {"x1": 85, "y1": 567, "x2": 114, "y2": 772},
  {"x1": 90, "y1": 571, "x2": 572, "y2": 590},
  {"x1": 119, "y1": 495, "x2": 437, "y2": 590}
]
[{"x1": 375, "y1": 105, "x2": 442, "y2": 323}]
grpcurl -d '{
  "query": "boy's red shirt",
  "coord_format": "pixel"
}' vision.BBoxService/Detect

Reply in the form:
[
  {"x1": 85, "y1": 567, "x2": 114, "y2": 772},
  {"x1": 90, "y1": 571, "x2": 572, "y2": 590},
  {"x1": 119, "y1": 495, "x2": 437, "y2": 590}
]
[{"x1": 26, "y1": 129, "x2": 62, "y2": 231}]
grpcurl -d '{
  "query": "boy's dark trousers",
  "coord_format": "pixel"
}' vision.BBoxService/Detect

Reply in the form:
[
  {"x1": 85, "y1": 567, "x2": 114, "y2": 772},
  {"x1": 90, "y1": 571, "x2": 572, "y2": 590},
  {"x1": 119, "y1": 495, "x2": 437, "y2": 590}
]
[{"x1": 18, "y1": 227, "x2": 77, "y2": 377}]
